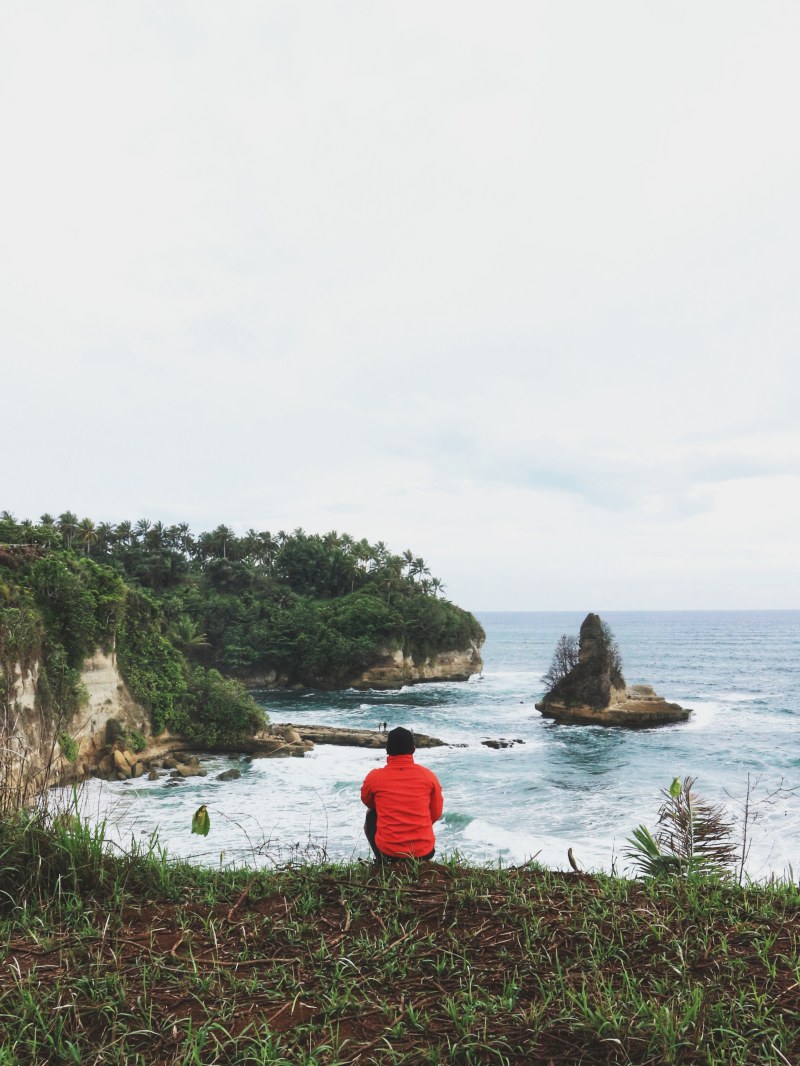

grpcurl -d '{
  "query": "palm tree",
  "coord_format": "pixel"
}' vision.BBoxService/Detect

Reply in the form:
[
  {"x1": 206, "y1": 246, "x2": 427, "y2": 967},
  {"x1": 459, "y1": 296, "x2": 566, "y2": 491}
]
[
  {"x1": 256, "y1": 530, "x2": 277, "y2": 570},
  {"x1": 134, "y1": 518, "x2": 151, "y2": 542},
  {"x1": 241, "y1": 528, "x2": 260, "y2": 564},
  {"x1": 78, "y1": 517, "x2": 99, "y2": 555},
  {"x1": 115, "y1": 520, "x2": 133, "y2": 546},
  {"x1": 39, "y1": 513, "x2": 55, "y2": 527},
  {"x1": 410, "y1": 556, "x2": 431, "y2": 582},
  {"x1": 175, "y1": 522, "x2": 193, "y2": 556},
  {"x1": 147, "y1": 521, "x2": 166, "y2": 550},
  {"x1": 57, "y1": 511, "x2": 79, "y2": 548},
  {"x1": 378, "y1": 556, "x2": 404, "y2": 605},
  {"x1": 96, "y1": 522, "x2": 115, "y2": 553},
  {"x1": 213, "y1": 524, "x2": 235, "y2": 560},
  {"x1": 168, "y1": 615, "x2": 211, "y2": 655}
]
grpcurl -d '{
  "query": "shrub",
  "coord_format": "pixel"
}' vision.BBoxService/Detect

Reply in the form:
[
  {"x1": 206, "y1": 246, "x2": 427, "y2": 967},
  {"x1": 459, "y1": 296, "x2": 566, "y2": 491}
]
[
  {"x1": 542, "y1": 634, "x2": 580, "y2": 691},
  {"x1": 58, "y1": 732, "x2": 78, "y2": 764},
  {"x1": 179, "y1": 667, "x2": 267, "y2": 747},
  {"x1": 626, "y1": 776, "x2": 737, "y2": 879}
]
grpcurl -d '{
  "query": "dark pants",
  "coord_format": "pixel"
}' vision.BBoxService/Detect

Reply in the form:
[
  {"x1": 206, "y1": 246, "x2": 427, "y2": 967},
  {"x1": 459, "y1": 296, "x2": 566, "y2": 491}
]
[{"x1": 364, "y1": 809, "x2": 435, "y2": 862}]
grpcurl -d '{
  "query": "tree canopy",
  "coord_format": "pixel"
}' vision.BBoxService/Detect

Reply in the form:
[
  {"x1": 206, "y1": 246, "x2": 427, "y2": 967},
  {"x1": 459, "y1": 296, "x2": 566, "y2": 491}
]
[{"x1": 1, "y1": 512, "x2": 484, "y2": 739}]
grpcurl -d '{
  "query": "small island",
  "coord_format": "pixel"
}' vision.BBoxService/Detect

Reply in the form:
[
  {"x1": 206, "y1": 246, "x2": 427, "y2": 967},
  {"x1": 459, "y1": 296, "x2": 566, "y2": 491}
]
[{"x1": 535, "y1": 613, "x2": 691, "y2": 727}]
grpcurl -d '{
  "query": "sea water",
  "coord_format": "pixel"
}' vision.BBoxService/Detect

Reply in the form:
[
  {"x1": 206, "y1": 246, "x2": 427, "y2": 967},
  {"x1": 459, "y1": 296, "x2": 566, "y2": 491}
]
[{"x1": 68, "y1": 612, "x2": 800, "y2": 879}]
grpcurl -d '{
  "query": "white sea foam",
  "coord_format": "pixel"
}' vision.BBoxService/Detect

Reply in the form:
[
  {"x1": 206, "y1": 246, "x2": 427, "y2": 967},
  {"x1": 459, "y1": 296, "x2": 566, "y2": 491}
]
[{"x1": 59, "y1": 612, "x2": 800, "y2": 879}]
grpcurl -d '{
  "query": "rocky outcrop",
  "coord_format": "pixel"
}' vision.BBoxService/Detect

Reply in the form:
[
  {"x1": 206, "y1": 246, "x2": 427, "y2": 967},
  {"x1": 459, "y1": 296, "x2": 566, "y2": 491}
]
[
  {"x1": 536, "y1": 684, "x2": 691, "y2": 727},
  {"x1": 282, "y1": 723, "x2": 444, "y2": 749},
  {"x1": 71, "y1": 649, "x2": 151, "y2": 766},
  {"x1": 535, "y1": 614, "x2": 691, "y2": 727},
  {"x1": 347, "y1": 642, "x2": 484, "y2": 690},
  {"x1": 2, "y1": 648, "x2": 152, "y2": 799},
  {"x1": 239, "y1": 642, "x2": 484, "y2": 692},
  {"x1": 541, "y1": 613, "x2": 626, "y2": 712}
]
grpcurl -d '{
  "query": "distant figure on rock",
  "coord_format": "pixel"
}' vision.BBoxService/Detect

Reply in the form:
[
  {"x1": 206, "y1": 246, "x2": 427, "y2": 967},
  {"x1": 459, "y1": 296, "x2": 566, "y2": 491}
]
[{"x1": 361, "y1": 727, "x2": 443, "y2": 862}]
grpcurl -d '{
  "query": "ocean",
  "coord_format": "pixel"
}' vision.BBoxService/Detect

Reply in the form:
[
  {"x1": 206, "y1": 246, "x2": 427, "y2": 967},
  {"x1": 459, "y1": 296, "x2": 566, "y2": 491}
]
[{"x1": 69, "y1": 611, "x2": 800, "y2": 880}]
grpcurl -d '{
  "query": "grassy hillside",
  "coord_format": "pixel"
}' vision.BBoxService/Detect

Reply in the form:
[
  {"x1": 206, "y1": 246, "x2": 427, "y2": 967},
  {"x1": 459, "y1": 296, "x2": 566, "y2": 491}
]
[{"x1": 0, "y1": 813, "x2": 797, "y2": 1065}]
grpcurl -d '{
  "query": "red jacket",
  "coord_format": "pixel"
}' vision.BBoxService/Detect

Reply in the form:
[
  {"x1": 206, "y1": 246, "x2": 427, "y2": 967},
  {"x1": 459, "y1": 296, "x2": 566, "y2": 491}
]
[{"x1": 361, "y1": 754, "x2": 444, "y2": 857}]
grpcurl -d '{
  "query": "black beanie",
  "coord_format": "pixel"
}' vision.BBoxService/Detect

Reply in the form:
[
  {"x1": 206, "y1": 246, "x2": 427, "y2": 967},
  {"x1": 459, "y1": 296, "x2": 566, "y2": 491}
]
[{"x1": 386, "y1": 726, "x2": 415, "y2": 755}]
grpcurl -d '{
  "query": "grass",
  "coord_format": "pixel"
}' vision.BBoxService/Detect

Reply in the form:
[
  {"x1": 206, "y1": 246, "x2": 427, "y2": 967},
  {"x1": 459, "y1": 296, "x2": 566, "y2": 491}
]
[{"x1": 0, "y1": 814, "x2": 798, "y2": 1064}]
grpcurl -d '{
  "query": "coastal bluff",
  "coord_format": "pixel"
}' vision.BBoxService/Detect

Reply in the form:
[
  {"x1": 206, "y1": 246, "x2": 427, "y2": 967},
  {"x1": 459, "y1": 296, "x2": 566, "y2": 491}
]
[
  {"x1": 349, "y1": 642, "x2": 483, "y2": 690},
  {"x1": 535, "y1": 613, "x2": 691, "y2": 727},
  {"x1": 242, "y1": 640, "x2": 484, "y2": 691}
]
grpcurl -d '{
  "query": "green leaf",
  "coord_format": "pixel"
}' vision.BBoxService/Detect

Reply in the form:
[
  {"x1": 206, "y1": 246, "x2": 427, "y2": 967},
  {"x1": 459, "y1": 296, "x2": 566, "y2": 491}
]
[
  {"x1": 669, "y1": 777, "x2": 682, "y2": 798},
  {"x1": 191, "y1": 805, "x2": 210, "y2": 836}
]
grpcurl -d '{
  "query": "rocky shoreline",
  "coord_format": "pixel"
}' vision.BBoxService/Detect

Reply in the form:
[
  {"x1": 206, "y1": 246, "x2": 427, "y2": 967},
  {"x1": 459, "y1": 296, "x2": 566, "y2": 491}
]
[{"x1": 84, "y1": 722, "x2": 447, "y2": 784}]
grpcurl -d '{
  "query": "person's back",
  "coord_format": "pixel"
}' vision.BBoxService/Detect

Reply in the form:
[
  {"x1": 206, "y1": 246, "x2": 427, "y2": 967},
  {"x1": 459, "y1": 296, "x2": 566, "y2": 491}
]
[{"x1": 361, "y1": 727, "x2": 443, "y2": 860}]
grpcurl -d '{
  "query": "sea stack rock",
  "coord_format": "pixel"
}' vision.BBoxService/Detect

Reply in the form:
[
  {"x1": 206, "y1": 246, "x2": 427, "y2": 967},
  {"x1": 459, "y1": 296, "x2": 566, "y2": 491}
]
[{"x1": 535, "y1": 613, "x2": 691, "y2": 727}]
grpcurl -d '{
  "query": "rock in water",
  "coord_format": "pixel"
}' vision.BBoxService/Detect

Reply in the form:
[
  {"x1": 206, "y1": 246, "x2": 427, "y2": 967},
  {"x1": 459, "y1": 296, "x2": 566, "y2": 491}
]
[{"x1": 535, "y1": 613, "x2": 691, "y2": 727}]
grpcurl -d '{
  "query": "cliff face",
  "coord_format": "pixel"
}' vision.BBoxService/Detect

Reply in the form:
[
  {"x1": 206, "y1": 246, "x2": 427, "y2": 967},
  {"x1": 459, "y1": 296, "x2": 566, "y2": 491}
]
[
  {"x1": 2, "y1": 649, "x2": 150, "y2": 799},
  {"x1": 347, "y1": 642, "x2": 484, "y2": 690},
  {"x1": 240, "y1": 641, "x2": 484, "y2": 691}
]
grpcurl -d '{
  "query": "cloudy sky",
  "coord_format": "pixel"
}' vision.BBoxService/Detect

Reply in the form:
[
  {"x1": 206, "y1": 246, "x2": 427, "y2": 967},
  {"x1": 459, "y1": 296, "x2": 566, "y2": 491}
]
[{"x1": 1, "y1": 2, "x2": 798, "y2": 610}]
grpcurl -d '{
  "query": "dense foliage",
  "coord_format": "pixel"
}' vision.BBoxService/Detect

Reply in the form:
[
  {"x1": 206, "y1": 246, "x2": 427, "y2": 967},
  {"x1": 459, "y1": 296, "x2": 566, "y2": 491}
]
[{"x1": 0, "y1": 510, "x2": 483, "y2": 740}]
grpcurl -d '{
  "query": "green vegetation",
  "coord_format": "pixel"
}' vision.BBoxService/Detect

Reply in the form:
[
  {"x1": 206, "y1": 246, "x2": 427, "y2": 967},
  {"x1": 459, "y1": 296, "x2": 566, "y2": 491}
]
[
  {"x1": 627, "y1": 776, "x2": 739, "y2": 881},
  {"x1": 1, "y1": 512, "x2": 482, "y2": 698},
  {"x1": 0, "y1": 811, "x2": 797, "y2": 1064},
  {"x1": 57, "y1": 732, "x2": 79, "y2": 764}
]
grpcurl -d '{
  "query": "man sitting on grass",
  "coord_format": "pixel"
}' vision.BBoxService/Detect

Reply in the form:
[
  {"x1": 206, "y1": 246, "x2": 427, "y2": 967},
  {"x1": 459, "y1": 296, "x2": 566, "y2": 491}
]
[{"x1": 361, "y1": 726, "x2": 443, "y2": 862}]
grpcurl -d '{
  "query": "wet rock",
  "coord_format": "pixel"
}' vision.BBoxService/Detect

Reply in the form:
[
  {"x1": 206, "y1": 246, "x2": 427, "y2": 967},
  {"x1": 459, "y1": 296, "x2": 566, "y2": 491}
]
[
  {"x1": 281, "y1": 724, "x2": 444, "y2": 750},
  {"x1": 216, "y1": 768, "x2": 241, "y2": 781},
  {"x1": 170, "y1": 763, "x2": 207, "y2": 779},
  {"x1": 147, "y1": 770, "x2": 159, "y2": 781}
]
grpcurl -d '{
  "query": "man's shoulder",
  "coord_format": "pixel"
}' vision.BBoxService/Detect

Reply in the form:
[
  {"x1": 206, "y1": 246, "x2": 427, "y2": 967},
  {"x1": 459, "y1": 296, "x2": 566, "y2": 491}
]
[{"x1": 415, "y1": 762, "x2": 442, "y2": 784}]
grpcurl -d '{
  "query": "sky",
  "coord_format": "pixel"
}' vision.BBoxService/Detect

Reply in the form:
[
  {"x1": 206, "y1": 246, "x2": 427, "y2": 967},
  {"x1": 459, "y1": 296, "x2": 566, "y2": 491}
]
[{"x1": 1, "y1": 1, "x2": 798, "y2": 611}]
